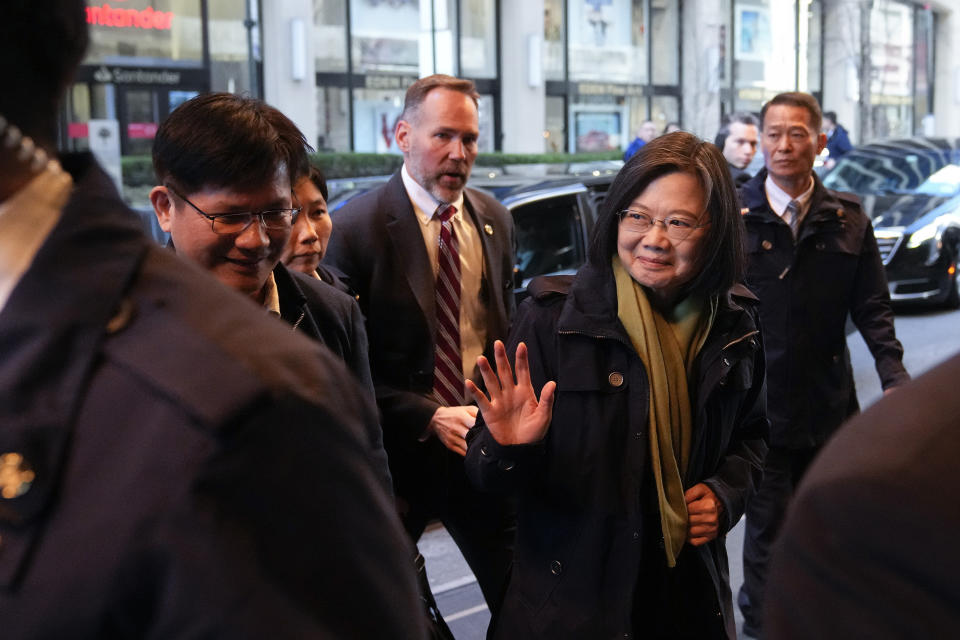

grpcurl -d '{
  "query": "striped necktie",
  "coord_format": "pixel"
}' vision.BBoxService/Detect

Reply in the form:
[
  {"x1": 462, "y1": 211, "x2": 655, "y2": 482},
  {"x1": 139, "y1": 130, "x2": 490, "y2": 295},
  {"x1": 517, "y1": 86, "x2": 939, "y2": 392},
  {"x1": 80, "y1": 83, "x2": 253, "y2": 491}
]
[
  {"x1": 785, "y1": 199, "x2": 801, "y2": 238},
  {"x1": 432, "y1": 204, "x2": 464, "y2": 407}
]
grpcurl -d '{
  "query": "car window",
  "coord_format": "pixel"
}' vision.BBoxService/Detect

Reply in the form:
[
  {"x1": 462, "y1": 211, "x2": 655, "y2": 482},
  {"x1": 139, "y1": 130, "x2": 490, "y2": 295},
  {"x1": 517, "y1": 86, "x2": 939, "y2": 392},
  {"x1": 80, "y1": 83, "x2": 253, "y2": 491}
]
[
  {"x1": 824, "y1": 147, "x2": 960, "y2": 196},
  {"x1": 512, "y1": 193, "x2": 585, "y2": 286}
]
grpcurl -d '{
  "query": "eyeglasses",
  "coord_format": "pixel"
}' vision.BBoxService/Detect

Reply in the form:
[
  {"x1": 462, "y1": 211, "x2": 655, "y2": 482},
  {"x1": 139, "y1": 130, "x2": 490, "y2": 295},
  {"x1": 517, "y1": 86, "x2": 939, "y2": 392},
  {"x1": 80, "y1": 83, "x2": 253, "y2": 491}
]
[
  {"x1": 617, "y1": 209, "x2": 709, "y2": 241},
  {"x1": 167, "y1": 185, "x2": 301, "y2": 235}
]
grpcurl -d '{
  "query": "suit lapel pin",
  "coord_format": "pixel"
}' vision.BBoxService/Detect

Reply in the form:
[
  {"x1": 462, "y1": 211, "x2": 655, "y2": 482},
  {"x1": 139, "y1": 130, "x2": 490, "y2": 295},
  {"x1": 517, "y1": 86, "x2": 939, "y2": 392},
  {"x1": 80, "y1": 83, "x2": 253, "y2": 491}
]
[
  {"x1": 484, "y1": 224, "x2": 494, "y2": 236},
  {"x1": 837, "y1": 208, "x2": 845, "y2": 218},
  {"x1": 740, "y1": 207, "x2": 749, "y2": 216}
]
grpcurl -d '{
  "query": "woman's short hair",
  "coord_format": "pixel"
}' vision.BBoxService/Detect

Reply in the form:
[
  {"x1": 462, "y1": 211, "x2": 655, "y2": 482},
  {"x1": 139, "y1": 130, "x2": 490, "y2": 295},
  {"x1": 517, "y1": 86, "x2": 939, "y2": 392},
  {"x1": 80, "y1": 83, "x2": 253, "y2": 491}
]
[
  {"x1": 306, "y1": 165, "x2": 328, "y2": 201},
  {"x1": 589, "y1": 131, "x2": 745, "y2": 299}
]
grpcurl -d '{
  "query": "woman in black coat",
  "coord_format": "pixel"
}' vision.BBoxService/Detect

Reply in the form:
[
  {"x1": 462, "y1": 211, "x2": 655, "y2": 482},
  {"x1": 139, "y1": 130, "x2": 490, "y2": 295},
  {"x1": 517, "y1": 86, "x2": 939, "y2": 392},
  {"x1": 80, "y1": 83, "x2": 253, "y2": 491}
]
[{"x1": 465, "y1": 132, "x2": 768, "y2": 639}]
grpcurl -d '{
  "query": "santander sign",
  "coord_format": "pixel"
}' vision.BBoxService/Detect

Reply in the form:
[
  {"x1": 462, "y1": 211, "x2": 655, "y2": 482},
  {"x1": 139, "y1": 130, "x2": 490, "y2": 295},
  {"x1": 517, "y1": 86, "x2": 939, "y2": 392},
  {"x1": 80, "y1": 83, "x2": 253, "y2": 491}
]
[{"x1": 86, "y1": 4, "x2": 174, "y2": 30}]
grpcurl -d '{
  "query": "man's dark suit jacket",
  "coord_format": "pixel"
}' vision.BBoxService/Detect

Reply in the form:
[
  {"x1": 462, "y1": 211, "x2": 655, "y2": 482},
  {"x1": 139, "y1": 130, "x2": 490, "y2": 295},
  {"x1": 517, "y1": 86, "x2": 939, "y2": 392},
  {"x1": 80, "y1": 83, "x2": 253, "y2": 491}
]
[
  {"x1": 0, "y1": 154, "x2": 424, "y2": 638},
  {"x1": 765, "y1": 351, "x2": 960, "y2": 638},
  {"x1": 325, "y1": 171, "x2": 515, "y2": 497}
]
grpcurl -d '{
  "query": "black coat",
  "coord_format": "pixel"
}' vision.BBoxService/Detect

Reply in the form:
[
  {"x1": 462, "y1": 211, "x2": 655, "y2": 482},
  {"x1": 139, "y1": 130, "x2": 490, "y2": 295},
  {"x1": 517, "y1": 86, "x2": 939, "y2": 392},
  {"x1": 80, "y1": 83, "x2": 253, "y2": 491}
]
[
  {"x1": 765, "y1": 352, "x2": 960, "y2": 638},
  {"x1": 274, "y1": 263, "x2": 391, "y2": 493},
  {"x1": 739, "y1": 169, "x2": 909, "y2": 448},
  {"x1": 0, "y1": 154, "x2": 424, "y2": 639},
  {"x1": 325, "y1": 171, "x2": 515, "y2": 498},
  {"x1": 465, "y1": 265, "x2": 768, "y2": 639}
]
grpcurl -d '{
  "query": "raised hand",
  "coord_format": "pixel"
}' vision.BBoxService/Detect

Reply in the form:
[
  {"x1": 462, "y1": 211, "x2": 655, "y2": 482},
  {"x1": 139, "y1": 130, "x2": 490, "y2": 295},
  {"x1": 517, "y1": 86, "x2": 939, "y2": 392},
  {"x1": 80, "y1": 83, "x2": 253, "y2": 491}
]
[{"x1": 466, "y1": 340, "x2": 556, "y2": 446}]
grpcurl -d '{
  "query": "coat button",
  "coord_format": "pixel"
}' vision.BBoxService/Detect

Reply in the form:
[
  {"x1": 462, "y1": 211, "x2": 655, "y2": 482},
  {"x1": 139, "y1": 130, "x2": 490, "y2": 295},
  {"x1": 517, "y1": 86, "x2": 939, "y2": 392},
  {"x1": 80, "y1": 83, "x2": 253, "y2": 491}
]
[
  {"x1": 634, "y1": 431, "x2": 642, "y2": 439},
  {"x1": 816, "y1": 241, "x2": 826, "y2": 250},
  {"x1": 480, "y1": 446, "x2": 489, "y2": 456},
  {"x1": 761, "y1": 240, "x2": 773, "y2": 250},
  {"x1": 608, "y1": 372, "x2": 624, "y2": 387},
  {"x1": 722, "y1": 357, "x2": 731, "y2": 367},
  {"x1": 497, "y1": 459, "x2": 515, "y2": 471},
  {"x1": 632, "y1": 531, "x2": 640, "y2": 540},
  {"x1": 550, "y1": 560, "x2": 562, "y2": 575},
  {"x1": 0, "y1": 452, "x2": 35, "y2": 499},
  {"x1": 832, "y1": 354, "x2": 840, "y2": 363}
]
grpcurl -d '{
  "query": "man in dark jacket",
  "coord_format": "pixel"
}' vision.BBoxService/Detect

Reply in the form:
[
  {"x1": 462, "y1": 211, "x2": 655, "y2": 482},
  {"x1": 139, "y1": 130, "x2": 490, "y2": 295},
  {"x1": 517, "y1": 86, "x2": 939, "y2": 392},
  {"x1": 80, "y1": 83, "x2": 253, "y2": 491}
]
[
  {"x1": 148, "y1": 92, "x2": 389, "y2": 492},
  {"x1": 764, "y1": 352, "x2": 960, "y2": 639},
  {"x1": 326, "y1": 75, "x2": 516, "y2": 614},
  {"x1": 0, "y1": 2, "x2": 423, "y2": 637},
  {"x1": 822, "y1": 110, "x2": 853, "y2": 170},
  {"x1": 737, "y1": 92, "x2": 909, "y2": 637},
  {"x1": 715, "y1": 112, "x2": 760, "y2": 187}
]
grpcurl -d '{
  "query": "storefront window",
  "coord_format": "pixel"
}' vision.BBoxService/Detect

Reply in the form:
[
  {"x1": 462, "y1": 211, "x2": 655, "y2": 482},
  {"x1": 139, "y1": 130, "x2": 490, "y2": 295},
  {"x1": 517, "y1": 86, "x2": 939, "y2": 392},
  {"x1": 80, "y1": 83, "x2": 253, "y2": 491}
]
[
  {"x1": 209, "y1": 0, "x2": 256, "y2": 95},
  {"x1": 352, "y1": 88, "x2": 405, "y2": 152},
  {"x1": 650, "y1": 95, "x2": 679, "y2": 133},
  {"x1": 460, "y1": 0, "x2": 496, "y2": 79},
  {"x1": 350, "y1": 0, "x2": 421, "y2": 74},
  {"x1": 315, "y1": 0, "x2": 348, "y2": 73},
  {"x1": 914, "y1": 5, "x2": 934, "y2": 134},
  {"x1": 317, "y1": 86, "x2": 351, "y2": 151},
  {"x1": 83, "y1": 0, "x2": 204, "y2": 67},
  {"x1": 568, "y1": 0, "x2": 646, "y2": 84},
  {"x1": 544, "y1": 0, "x2": 565, "y2": 81},
  {"x1": 803, "y1": 0, "x2": 822, "y2": 94},
  {"x1": 570, "y1": 95, "x2": 626, "y2": 152},
  {"x1": 870, "y1": 0, "x2": 913, "y2": 139},
  {"x1": 545, "y1": 95, "x2": 566, "y2": 152},
  {"x1": 733, "y1": 0, "x2": 798, "y2": 111},
  {"x1": 651, "y1": 0, "x2": 679, "y2": 85}
]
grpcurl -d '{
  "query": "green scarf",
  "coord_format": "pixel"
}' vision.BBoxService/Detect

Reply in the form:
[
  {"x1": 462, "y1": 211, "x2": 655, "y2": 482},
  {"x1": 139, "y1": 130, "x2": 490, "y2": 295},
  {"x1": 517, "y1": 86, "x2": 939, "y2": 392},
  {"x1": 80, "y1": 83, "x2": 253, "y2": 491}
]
[{"x1": 613, "y1": 258, "x2": 714, "y2": 567}]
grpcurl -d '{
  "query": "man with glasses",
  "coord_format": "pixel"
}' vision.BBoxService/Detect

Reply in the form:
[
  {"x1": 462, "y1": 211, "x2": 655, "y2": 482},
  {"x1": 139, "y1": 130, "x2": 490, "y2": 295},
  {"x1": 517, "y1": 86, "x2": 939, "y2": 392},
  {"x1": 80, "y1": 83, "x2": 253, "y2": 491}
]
[{"x1": 150, "y1": 92, "x2": 389, "y2": 491}]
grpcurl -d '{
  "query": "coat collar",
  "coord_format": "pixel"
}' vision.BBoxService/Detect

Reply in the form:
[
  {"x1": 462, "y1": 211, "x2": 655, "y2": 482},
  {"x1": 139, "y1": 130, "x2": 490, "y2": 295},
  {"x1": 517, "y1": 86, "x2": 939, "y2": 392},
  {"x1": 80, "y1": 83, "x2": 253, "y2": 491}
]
[
  {"x1": 740, "y1": 168, "x2": 848, "y2": 236},
  {"x1": 382, "y1": 171, "x2": 496, "y2": 326}
]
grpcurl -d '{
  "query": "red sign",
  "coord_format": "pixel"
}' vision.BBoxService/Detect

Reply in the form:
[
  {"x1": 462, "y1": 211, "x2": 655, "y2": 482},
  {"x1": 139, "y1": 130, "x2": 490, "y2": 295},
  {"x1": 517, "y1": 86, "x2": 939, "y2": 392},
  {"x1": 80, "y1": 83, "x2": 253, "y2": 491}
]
[
  {"x1": 127, "y1": 122, "x2": 159, "y2": 139},
  {"x1": 86, "y1": 4, "x2": 174, "y2": 30},
  {"x1": 68, "y1": 123, "x2": 90, "y2": 139}
]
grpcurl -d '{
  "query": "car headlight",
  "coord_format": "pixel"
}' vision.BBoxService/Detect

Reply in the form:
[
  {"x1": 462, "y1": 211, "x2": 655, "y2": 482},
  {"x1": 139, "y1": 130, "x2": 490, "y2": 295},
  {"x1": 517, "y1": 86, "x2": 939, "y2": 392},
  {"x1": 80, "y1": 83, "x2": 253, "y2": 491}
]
[
  {"x1": 906, "y1": 221, "x2": 940, "y2": 248},
  {"x1": 906, "y1": 218, "x2": 945, "y2": 265}
]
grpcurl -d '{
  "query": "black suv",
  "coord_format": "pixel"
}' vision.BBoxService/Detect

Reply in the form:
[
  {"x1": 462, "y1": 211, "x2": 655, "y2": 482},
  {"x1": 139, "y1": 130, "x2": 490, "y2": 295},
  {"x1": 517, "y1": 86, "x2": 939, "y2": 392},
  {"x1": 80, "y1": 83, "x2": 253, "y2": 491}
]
[
  {"x1": 329, "y1": 169, "x2": 616, "y2": 300},
  {"x1": 823, "y1": 137, "x2": 960, "y2": 308}
]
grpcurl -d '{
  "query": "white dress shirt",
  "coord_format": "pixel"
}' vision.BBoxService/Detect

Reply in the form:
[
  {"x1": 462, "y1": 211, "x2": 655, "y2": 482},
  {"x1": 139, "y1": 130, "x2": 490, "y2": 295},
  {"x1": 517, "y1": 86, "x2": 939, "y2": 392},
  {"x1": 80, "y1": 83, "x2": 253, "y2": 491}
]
[{"x1": 764, "y1": 173, "x2": 815, "y2": 228}]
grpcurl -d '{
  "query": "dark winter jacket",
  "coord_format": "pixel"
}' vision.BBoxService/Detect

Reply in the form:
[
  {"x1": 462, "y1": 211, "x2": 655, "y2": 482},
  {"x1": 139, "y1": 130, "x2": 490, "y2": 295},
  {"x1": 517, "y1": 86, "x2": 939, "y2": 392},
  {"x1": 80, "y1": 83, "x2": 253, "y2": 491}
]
[
  {"x1": 465, "y1": 263, "x2": 768, "y2": 640},
  {"x1": 739, "y1": 169, "x2": 909, "y2": 449}
]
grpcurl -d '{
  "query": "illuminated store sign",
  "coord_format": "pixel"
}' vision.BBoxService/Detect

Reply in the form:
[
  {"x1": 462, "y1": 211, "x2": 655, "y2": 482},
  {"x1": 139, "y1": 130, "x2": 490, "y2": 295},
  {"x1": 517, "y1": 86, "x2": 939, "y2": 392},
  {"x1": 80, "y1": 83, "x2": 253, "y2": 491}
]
[{"x1": 86, "y1": 4, "x2": 174, "y2": 30}]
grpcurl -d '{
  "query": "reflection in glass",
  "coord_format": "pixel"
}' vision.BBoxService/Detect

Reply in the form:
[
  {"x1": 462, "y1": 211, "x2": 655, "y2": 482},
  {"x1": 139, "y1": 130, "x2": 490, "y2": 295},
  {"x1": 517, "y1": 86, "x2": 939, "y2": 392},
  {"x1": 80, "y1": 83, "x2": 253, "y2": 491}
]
[
  {"x1": 460, "y1": 0, "x2": 496, "y2": 78},
  {"x1": 317, "y1": 86, "x2": 351, "y2": 152},
  {"x1": 567, "y1": 0, "x2": 647, "y2": 84},
  {"x1": 314, "y1": 0, "x2": 348, "y2": 72},
  {"x1": 83, "y1": 0, "x2": 204, "y2": 67},
  {"x1": 544, "y1": 0, "x2": 565, "y2": 81}
]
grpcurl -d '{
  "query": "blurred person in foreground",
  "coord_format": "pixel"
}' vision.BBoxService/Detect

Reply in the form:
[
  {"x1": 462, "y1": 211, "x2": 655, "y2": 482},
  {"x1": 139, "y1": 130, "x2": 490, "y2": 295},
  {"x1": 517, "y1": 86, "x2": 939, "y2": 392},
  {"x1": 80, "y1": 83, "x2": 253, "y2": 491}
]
[
  {"x1": 715, "y1": 111, "x2": 760, "y2": 187},
  {"x1": 326, "y1": 74, "x2": 517, "y2": 616},
  {"x1": 0, "y1": 2, "x2": 423, "y2": 637},
  {"x1": 465, "y1": 132, "x2": 768, "y2": 639},
  {"x1": 765, "y1": 351, "x2": 960, "y2": 638},
  {"x1": 281, "y1": 165, "x2": 352, "y2": 293},
  {"x1": 737, "y1": 91, "x2": 908, "y2": 637}
]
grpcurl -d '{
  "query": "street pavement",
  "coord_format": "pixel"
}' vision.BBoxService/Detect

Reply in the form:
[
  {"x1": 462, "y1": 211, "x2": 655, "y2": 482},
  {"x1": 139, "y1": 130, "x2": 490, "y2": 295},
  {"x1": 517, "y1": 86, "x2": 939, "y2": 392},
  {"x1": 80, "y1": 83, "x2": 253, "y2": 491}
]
[{"x1": 423, "y1": 305, "x2": 960, "y2": 639}]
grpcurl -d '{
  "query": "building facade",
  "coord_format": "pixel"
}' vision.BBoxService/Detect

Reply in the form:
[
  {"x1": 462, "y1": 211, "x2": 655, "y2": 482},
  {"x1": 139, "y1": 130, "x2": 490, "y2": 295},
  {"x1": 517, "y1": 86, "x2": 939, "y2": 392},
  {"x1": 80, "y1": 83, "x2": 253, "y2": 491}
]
[{"x1": 64, "y1": 0, "x2": 960, "y2": 162}]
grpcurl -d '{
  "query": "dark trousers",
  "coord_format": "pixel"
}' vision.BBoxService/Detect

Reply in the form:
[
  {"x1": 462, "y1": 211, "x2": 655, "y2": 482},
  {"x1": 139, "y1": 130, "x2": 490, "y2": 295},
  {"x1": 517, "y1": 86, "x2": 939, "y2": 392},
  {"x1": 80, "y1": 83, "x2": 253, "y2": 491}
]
[
  {"x1": 398, "y1": 446, "x2": 515, "y2": 616},
  {"x1": 739, "y1": 446, "x2": 819, "y2": 636}
]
